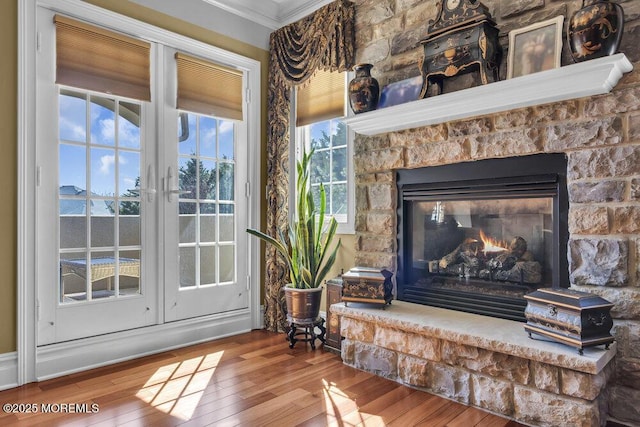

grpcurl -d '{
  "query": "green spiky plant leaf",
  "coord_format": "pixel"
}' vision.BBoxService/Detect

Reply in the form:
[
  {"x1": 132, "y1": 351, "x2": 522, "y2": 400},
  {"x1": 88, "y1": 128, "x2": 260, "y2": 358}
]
[{"x1": 246, "y1": 148, "x2": 341, "y2": 289}]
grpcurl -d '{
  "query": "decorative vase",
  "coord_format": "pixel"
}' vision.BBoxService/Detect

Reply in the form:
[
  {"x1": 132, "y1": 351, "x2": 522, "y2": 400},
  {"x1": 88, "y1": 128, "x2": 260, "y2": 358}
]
[
  {"x1": 284, "y1": 285, "x2": 323, "y2": 324},
  {"x1": 567, "y1": 0, "x2": 624, "y2": 62},
  {"x1": 348, "y1": 63, "x2": 379, "y2": 114}
]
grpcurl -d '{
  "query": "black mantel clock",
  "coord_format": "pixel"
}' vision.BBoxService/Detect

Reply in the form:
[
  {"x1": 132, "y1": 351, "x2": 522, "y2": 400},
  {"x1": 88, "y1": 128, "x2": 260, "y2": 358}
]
[{"x1": 419, "y1": 0, "x2": 501, "y2": 98}]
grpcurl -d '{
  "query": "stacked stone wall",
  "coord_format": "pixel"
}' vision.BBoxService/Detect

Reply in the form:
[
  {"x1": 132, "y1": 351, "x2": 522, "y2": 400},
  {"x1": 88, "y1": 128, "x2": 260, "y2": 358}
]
[{"x1": 349, "y1": 0, "x2": 640, "y2": 424}]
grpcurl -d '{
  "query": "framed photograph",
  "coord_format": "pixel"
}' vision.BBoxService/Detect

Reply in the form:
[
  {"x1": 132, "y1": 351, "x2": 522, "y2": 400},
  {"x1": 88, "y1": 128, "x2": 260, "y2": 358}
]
[
  {"x1": 378, "y1": 75, "x2": 423, "y2": 109},
  {"x1": 507, "y1": 16, "x2": 564, "y2": 79}
]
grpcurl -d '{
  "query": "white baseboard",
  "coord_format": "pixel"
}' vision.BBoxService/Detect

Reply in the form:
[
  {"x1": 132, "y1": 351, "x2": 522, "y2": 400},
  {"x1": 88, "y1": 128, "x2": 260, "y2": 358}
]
[
  {"x1": 0, "y1": 352, "x2": 18, "y2": 391},
  {"x1": 36, "y1": 309, "x2": 253, "y2": 381}
]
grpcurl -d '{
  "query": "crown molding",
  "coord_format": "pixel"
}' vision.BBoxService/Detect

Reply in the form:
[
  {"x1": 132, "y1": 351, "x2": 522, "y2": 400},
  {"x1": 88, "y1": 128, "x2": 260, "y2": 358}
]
[{"x1": 202, "y1": 0, "x2": 333, "y2": 29}]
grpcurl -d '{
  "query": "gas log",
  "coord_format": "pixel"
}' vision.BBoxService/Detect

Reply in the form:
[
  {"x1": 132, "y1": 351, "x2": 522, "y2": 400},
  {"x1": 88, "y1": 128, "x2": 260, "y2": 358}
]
[{"x1": 437, "y1": 236, "x2": 542, "y2": 285}]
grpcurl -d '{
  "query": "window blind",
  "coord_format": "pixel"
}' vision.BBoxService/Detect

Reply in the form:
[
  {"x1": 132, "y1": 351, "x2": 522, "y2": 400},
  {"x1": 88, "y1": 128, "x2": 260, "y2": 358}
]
[
  {"x1": 175, "y1": 53, "x2": 244, "y2": 121},
  {"x1": 296, "y1": 69, "x2": 346, "y2": 127},
  {"x1": 54, "y1": 15, "x2": 151, "y2": 101}
]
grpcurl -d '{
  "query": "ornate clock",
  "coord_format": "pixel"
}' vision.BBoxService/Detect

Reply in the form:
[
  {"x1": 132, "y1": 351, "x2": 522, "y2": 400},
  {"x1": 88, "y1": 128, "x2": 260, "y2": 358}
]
[
  {"x1": 446, "y1": 0, "x2": 461, "y2": 11},
  {"x1": 419, "y1": 0, "x2": 502, "y2": 98}
]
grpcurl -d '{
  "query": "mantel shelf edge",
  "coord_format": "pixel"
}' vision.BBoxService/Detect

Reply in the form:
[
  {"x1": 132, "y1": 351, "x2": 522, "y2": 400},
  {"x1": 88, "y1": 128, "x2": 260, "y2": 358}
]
[{"x1": 344, "y1": 54, "x2": 633, "y2": 136}]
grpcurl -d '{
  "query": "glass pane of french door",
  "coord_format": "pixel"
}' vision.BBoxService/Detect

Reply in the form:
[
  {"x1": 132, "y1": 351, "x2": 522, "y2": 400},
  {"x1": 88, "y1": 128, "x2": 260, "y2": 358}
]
[
  {"x1": 178, "y1": 113, "x2": 235, "y2": 288},
  {"x1": 58, "y1": 89, "x2": 142, "y2": 302},
  {"x1": 165, "y1": 111, "x2": 248, "y2": 321}
]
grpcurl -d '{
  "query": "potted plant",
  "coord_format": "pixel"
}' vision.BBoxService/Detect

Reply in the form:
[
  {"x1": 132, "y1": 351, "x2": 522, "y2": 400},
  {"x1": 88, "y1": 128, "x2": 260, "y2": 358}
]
[{"x1": 247, "y1": 148, "x2": 341, "y2": 323}]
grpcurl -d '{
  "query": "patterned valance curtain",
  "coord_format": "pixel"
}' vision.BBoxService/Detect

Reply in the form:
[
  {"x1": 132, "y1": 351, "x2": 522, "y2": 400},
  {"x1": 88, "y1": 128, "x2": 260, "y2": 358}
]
[{"x1": 265, "y1": 0, "x2": 355, "y2": 332}]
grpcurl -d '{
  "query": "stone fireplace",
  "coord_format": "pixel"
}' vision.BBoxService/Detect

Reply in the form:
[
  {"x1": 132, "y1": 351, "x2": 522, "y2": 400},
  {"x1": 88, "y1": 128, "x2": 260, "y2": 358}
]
[{"x1": 337, "y1": 1, "x2": 640, "y2": 425}]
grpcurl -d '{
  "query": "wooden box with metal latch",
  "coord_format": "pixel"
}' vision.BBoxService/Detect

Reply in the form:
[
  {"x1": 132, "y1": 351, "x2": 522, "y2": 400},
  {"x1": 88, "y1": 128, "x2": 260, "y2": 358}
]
[
  {"x1": 524, "y1": 288, "x2": 614, "y2": 354},
  {"x1": 341, "y1": 267, "x2": 393, "y2": 307}
]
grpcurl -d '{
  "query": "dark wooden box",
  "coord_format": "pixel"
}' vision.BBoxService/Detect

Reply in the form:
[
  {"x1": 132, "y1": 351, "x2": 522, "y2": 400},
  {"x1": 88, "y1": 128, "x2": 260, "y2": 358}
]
[
  {"x1": 524, "y1": 288, "x2": 614, "y2": 354},
  {"x1": 325, "y1": 276, "x2": 343, "y2": 353},
  {"x1": 341, "y1": 267, "x2": 393, "y2": 307},
  {"x1": 420, "y1": 20, "x2": 501, "y2": 97}
]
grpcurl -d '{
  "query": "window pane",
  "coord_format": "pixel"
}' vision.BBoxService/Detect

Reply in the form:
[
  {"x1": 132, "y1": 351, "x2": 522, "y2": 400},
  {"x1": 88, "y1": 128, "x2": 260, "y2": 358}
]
[
  {"x1": 219, "y1": 245, "x2": 234, "y2": 283},
  {"x1": 60, "y1": 214, "x2": 86, "y2": 249},
  {"x1": 90, "y1": 251, "x2": 116, "y2": 299},
  {"x1": 311, "y1": 150, "x2": 329, "y2": 185},
  {"x1": 60, "y1": 252, "x2": 87, "y2": 303},
  {"x1": 91, "y1": 147, "x2": 116, "y2": 197},
  {"x1": 309, "y1": 121, "x2": 330, "y2": 149},
  {"x1": 59, "y1": 144, "x2": 86, "y2": 190},
  {"x1": 119, "y1": 151, "x2": 140, "y2": 197},
  {"x1": 200, "y1": 213, "x2": 216, "y2": 243},
  {"x1": 219, "y1": 203, "x2": 233, "y2": 214},
  {"x1": 219, "y1": 120, "x2": 234, "y2": 160},
  {"x1": 201, "y1": 203, "x2": 216, "y2": 214},
  {"x1": 219, "y1": 209, "x2": 234, "y2": 242},
  {"x1": 179, "y1": 203, "x2": 197, "y2": 243},
  {"x1": 119, "y1": 102, "x2": 141, "y2": 149},
  {"x1": 200, "y1": 160, "x2": 216, "y2": 200},
  {"x1": 200, "y1": 116, "x2": 216, "y2": 158},
  {"x1": 91, "y1": 208, "x2": 114, "y2": 247},
  {"x1": 120, "y1": 250, "x2": 141, "y2": 296},
  {"x1": 331, "y1": 121, "x2": 347, "y2": 147},
  {"x1": 332, "y1": 183, "x2": 347, "y2": 215},
  {"x1": 179, "y1": 157, "x2": 198, "y2": 199},
  {"x1": 59, "y1": 90, "x2": 87, "y2": 143},
  {"x1": 200, "y1": 246, "x2": 216, "y2": 285},
  {"x1": 119, "y1": 203, "x2": 140, "y2": 246},
  {"x1": 332, "y1": 147, "x2": 347, "y2": 181},
  {"x1": 179, "y1": 247, "x2": 196, "y2": 288},
  {"x1": 90, "y1": 97, "x2": 116, "y2": 146},
  {"x1": 219, "y1": 163, "x2": 234, "y2": 201}
]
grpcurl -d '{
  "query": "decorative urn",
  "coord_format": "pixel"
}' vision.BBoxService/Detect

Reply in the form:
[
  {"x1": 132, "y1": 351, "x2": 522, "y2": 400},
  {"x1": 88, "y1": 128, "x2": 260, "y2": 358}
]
[
  {"x1": 348, "y1": 63, "x2": 379, "y2": 114},
  {"x1": 567, "y1": 0, "x2": 624, "y2": 62}
]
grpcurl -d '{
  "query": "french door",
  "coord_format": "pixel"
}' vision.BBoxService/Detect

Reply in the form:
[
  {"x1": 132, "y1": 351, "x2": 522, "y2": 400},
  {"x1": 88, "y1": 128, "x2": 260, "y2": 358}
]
[
  {"x1": 162, "y1": 48, "x2": 250, "y2": 321},
  {"x1": 35, "y1": 8, "x2": 251, "y2": 345}
]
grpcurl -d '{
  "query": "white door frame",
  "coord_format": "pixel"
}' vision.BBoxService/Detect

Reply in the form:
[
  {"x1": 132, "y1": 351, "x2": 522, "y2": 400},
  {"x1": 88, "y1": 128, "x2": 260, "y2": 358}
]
[{"x1": 17, "y1": 0, "x2": 262, "y2": 384}]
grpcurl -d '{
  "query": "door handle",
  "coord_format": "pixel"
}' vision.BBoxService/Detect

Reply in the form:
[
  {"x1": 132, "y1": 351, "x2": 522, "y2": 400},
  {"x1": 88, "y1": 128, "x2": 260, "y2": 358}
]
[
  {"x1": 131, "y1": 165, "x2": 157, "y2": 202},
  {"x1": 144, "y1": 165, "x2": 157, "y2": 202},
  {"x1": 167, "y1": 166, "x2": 191, "y2": 202}
]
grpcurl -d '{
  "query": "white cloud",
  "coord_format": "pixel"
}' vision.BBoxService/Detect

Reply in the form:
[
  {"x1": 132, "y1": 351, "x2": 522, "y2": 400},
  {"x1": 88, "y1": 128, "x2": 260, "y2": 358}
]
[
  {"x1": 118, "y1": 118, "x2": 140, "y2": 148},
  {"x1": 98, "y1": 154, "x2": 127, "y2": 175},
  {"x1": 100, "y1": 155, "x2": 116, "y2": 175},
  {"x1": 219, "y1": 121, "x2": 234, "y2": 134},
  {"x1": 59, "y1": 116, "x2": 87, "y2": 141},
  {"x1": 100, "y1": 118, "x2": 116, "y2": 142}
]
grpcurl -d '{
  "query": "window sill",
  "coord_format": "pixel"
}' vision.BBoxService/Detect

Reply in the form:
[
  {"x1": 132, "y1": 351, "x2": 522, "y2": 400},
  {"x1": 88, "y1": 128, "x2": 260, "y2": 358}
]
[{"x1": 344, "y1": 54, "x2": 633, "y2": 136}]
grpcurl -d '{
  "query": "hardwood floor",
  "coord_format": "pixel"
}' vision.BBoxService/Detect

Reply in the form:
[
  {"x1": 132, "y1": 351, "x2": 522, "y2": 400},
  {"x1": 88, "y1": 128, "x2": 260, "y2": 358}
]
[{"x1": 0, "y1": 330, "x2": 526, "y2": 426}]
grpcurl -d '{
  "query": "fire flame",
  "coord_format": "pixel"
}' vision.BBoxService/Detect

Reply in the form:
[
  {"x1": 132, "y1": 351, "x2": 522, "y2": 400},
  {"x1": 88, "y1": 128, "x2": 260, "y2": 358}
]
[{"x1": 479, "y1": 230, "x2": 508, "y2": 254}]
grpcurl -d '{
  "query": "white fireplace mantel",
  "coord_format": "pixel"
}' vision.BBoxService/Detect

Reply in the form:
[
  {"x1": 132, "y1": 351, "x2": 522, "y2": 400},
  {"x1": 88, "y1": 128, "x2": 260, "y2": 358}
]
[{"x1": 344, "y1": 54, "x2": 633, "y2": 136}]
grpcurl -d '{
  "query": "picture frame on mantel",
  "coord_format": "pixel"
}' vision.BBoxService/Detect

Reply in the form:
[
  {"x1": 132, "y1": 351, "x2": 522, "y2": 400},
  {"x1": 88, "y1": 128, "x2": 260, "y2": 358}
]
[{"x1": 507, "y1": 16, "x2": 564, "y2": 79}]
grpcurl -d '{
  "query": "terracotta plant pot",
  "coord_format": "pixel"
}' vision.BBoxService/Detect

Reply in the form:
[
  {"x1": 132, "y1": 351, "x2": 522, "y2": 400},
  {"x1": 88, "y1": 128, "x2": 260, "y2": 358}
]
[
  {"x1": 567, "y1": 0, "x2": 624, "y2": 62},
  {"x1": 284, "y1": 285, "x2": 323, "y2": 324}
]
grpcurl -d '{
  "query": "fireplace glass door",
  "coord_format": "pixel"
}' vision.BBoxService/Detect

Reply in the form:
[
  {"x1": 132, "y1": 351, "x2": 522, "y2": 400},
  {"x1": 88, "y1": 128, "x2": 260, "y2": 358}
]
[{"x1": 397, "y1": 155, "x2": 568, "y2": 322}]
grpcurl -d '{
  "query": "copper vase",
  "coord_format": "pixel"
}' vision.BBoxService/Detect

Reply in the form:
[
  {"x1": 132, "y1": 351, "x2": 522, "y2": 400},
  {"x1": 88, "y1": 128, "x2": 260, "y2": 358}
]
[{"x1": 568, "y1": 0, "x2": 624, "y2": 62}]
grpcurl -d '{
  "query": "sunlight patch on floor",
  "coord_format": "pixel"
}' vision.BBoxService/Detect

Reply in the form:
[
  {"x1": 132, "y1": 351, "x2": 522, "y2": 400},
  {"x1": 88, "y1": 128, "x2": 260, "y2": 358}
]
[
  {"x1": 135, "y1": 350, "x2": 224, "y2": 420},
  {"x1": 321, "y1": 378, "x2": 385, "y2": 426}
]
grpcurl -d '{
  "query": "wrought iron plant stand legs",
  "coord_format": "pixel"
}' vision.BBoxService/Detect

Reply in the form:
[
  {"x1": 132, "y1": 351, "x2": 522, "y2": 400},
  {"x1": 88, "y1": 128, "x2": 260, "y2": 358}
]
[{"x1": 286, "y1": 317, "x2": 326, "y2": 350}]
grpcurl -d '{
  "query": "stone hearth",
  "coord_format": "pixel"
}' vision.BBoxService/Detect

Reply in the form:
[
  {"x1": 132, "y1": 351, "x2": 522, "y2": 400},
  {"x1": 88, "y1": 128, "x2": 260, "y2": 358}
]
[{"x1": 333, "y1": 301, "x2": 615, "y2": 427}]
